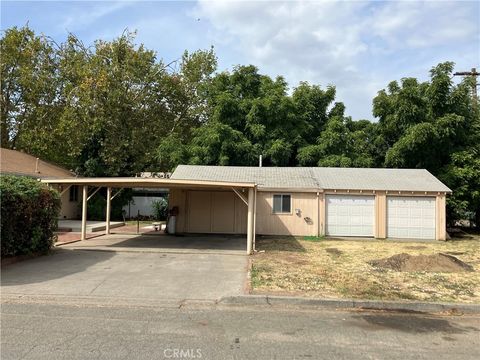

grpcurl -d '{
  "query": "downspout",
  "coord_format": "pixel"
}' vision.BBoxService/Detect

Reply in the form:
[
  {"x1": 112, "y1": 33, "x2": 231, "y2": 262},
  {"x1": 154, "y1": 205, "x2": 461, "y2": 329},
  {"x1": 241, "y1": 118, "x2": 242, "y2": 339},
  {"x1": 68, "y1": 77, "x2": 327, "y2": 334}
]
[
  {"x1": 253, "y1": 185, "x2": 257, "y2": 252},
  {"x1": 317, "y1": 191, "x2": 320, "y2": 237}
]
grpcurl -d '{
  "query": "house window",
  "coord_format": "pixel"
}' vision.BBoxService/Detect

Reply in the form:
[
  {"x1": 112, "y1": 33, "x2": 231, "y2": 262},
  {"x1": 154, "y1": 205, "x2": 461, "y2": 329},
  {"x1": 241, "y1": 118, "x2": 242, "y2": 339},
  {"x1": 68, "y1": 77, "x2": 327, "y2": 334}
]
[
  {"x1": 69, "y1": 186, "x2": 78, "y2": 202},
  {"x1": 273, "y1": 194, "x2": 291, "y2": 214}
]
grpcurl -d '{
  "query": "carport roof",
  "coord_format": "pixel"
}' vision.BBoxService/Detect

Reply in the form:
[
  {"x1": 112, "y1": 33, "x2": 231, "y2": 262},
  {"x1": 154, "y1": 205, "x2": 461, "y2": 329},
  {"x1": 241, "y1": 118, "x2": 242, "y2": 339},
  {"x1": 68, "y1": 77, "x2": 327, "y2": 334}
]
[
  {"x1": 171, "y1": 165, "x2": 452, "y2": 193},
  {"x1": 40, "y1": 177, "x2": 256, "y2": 189}
]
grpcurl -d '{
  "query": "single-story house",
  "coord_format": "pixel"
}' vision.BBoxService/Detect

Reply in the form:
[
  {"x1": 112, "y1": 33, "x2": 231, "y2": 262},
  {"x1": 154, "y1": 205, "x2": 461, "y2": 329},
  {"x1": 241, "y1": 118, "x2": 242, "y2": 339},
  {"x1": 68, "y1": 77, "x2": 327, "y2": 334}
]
[
  {"x1": 0, "y1": 148, "x2": 81, "y2": 219},
  {"x1": 41, "y1": 164, "x2": 451, "y2": 254},
  {"x1": 169, "y1": 165, "x2": 451, "y2": 241}
]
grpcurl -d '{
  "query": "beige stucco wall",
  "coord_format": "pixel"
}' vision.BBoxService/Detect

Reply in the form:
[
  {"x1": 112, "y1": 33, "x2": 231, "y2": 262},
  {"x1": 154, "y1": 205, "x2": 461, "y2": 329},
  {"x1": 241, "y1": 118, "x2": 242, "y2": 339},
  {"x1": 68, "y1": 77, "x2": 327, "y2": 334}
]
[
  {"x1": 169, "y1": 188, "x2": 187, "y2": 233},
  {"x1": 436, "y1": 193, "x2": 447, "y2": 240},
  {"x1": 169, "y1": 189, "x2": 247, "y2": 234},
  {"x1": 375, "y1": 191, "x2": 387, "y2": 239},
  {"x1": 255, "y1": 191, "x2": 318, "y2": 236},
  {"x1": 55, "y1": 185, "x2": 81, "y2": 219},
  {"x1": 170, "y1": 188, "x2": 448, "y2": 240}
]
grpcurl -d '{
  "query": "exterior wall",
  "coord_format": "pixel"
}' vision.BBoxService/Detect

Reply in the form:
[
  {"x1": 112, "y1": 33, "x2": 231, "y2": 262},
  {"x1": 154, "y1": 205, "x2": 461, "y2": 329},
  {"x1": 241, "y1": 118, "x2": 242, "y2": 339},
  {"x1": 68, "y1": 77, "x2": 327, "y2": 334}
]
[
  {"x1": 255, "y1": 191, "x2": 318, "y2": 236},
  {"x1": 375, "y1": 191, "x2": 387, "y2": 239},
  {"x1": 436, "y1": 193, "x2": 447, "y2": 240},
  {"x1": 171, "y1": 187, "x2": 448, "y2": 240},
  {"x1": 169, "y1": 189, "x2": 247, "y2": 234},
  {"x1": 169, "y1": 188, "x2": 187, "y2": 233},
  {"x1": 57, "y1": 186, "x2": 81, "y2": 219},
  {"x1": 319, "y1": 190, "x2": 446, "y2": 240}
]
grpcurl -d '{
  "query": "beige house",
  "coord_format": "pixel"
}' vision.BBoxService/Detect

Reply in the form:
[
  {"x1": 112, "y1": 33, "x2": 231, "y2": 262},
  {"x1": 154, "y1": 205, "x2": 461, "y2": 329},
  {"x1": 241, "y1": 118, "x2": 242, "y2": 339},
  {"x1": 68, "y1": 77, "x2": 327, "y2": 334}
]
[
  {"x1": 41, "y1": 164, "x2": 451, "y2": 254},
  {"x1": 169, "y1": 165, "x2": 451, "y2": 241},
  {"x1": 0, "y1": 148, "x2": 81, "y2": 219}
]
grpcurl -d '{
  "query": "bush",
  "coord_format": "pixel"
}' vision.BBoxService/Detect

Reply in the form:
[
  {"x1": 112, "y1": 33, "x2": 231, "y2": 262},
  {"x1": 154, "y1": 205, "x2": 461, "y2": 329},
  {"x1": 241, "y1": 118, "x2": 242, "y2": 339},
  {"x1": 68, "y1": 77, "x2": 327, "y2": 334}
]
[
  {"x1": 1, "y1": 175, "x2": 60, "y2": 257},
  {"x1": 152, "y1": 197, "x2": 168, "y2": 220}
]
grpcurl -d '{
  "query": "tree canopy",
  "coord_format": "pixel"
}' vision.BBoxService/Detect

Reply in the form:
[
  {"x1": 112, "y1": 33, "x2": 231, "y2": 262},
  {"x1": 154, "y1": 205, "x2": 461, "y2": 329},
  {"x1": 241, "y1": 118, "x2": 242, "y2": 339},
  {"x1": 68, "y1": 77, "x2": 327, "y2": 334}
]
[{"x1": 1, "y1": 26, "x2": 479, "y2": 225}]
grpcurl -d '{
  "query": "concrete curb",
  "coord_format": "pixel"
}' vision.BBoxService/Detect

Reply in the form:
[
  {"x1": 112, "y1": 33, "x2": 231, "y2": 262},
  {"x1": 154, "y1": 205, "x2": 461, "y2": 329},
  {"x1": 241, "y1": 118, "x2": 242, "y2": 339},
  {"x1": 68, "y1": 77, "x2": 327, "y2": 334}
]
[{"x1": 219, "y1": 295, "x2": 480, "y2": 314}]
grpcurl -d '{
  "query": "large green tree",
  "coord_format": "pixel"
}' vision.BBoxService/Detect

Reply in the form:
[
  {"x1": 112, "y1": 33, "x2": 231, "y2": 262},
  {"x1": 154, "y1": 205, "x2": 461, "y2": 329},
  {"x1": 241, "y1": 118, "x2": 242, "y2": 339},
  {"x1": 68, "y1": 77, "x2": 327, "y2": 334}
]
[
  {"x1": 1, "y1": 27, "x2": 59, "y2": 151},
  {"x1": 373, "y1": 62, "x2": 480, "y2": 225}
]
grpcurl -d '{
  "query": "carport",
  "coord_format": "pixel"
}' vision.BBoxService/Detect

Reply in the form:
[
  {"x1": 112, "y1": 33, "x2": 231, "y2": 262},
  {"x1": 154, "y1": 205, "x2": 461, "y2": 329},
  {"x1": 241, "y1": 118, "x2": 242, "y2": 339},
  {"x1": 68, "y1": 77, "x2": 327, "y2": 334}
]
[{"x1": 41, "y1": 178, "x2": 257, "y2": 254}]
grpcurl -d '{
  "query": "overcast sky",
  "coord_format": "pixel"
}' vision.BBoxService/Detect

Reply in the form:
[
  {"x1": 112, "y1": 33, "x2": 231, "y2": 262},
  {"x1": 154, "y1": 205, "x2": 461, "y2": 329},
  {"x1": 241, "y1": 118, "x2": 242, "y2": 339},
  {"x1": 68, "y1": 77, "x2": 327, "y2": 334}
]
[{"x1": 2, "y1": 0, "x2": 479, "y2": 120}]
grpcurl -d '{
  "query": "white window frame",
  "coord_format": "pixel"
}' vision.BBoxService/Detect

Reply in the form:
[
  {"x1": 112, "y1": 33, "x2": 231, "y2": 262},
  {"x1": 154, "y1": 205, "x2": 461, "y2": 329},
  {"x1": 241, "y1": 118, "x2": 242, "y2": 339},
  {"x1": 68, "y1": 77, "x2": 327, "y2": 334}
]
[{"x1": 272, "y1": 194, "x2": 292, "y2": 214}]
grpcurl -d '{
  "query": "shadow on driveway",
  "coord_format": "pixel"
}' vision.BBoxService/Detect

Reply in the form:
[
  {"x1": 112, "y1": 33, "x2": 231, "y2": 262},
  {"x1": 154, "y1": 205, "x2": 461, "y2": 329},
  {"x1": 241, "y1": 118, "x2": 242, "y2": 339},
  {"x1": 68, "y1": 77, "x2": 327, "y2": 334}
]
[{"x1": 1, "y1": 249, "x2": 115, "y2": 287}]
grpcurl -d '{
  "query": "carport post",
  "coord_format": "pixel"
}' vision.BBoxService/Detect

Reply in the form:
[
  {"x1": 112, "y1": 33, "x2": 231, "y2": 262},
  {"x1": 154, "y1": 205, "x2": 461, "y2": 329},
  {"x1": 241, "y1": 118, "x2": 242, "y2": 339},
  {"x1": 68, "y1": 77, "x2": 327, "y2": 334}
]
[
  {"x1": 247, "y1": 188, "x2": 254, "y2": 255},
  {"x1": 81, "y1": 185, "x2": 88, "y2": 240},
  {"x1": 106, "y1": 187, "x2": 111, "y2": 234}
]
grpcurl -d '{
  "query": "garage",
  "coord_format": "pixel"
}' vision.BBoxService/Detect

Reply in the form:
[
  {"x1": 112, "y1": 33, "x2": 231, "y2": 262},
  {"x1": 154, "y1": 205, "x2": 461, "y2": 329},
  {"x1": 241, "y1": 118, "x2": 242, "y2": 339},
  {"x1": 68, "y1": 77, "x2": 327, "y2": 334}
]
[
  {"x1": 186, "y1": 190, "x2": 247, "y2": 234},
  {"x1": 326, "y1": 195, "x2": 375, "y2": 237},
  {"x1": 387, "y1": 196, "x2": 436, "y2": 239}
]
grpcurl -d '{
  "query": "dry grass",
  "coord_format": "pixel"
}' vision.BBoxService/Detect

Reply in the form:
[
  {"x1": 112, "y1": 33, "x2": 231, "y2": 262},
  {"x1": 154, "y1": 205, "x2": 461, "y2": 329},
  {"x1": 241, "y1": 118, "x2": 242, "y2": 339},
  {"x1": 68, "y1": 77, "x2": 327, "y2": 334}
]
[{"x1": 251, "y1": 233, "x2": 480, "y2": 303}]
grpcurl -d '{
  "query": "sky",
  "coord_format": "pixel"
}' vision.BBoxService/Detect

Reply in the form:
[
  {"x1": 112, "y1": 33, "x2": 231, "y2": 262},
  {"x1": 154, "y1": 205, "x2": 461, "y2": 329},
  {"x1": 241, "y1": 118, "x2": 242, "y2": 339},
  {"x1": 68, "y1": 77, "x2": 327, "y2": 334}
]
[{"x1": 1, "y1": 0, "x2": 479, "y2": 121}]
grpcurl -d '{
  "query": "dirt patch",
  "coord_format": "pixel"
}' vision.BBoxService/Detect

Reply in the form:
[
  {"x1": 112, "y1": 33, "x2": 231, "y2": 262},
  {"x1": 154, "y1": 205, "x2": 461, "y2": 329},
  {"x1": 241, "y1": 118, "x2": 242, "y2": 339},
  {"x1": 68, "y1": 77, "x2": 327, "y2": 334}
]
[
  {"x1": 325, "y1": 248, "x2": 343, "y2": 256},
  {"x1": 369, "y1": 253, "x2": 474, "y2": 273}
]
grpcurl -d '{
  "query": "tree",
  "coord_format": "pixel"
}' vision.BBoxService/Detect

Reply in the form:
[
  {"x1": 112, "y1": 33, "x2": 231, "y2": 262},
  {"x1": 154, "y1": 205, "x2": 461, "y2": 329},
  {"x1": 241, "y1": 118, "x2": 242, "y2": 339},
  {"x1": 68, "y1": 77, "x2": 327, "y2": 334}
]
[
  {"x1": 0, "y1": 26, "x2": 59, "y2": 152},
  {"x1": 373, "y1": 62, "x2": 480, "y2": 225}
]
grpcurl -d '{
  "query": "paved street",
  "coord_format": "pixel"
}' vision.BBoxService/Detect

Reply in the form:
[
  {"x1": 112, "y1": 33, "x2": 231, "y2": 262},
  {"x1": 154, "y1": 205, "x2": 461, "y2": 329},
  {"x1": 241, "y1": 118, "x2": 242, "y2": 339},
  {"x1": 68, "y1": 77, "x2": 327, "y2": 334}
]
[{"x1": 1, "y1": 299, "x2": 479, "y2": 360}]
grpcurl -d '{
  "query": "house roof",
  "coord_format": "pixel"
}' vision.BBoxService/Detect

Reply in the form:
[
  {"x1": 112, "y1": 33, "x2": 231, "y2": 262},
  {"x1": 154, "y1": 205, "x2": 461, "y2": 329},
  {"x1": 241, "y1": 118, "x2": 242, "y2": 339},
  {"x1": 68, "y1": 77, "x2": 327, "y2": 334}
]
[
  {"x1": 171, "y1": 165, "x2": 452, "y2": 193},
  {"x1": 40, "y1": 177, "x2": 255, "y2": 189},
  {"x1": 0, "y1": 148, "x2": 75, "y2": 179}
]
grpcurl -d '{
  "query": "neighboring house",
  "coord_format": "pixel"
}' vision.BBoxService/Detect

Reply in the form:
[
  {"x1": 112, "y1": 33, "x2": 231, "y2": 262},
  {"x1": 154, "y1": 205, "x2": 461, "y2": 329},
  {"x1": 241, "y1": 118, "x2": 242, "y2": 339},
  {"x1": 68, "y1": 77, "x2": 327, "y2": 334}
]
[
  {"x1": 169, "y1": 165, "x2": 451, "y2": 241},
  {"x1": 0, "y1": 148, "x2": 81, "y2": 219}
]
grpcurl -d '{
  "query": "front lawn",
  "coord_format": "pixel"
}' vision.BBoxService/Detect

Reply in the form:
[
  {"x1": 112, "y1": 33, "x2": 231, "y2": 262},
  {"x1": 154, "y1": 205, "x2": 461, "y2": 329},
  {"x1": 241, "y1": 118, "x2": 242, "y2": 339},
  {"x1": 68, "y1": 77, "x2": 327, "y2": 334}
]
[{"x1": 251, "y1": 233, "x2": 480, "y2": 303}]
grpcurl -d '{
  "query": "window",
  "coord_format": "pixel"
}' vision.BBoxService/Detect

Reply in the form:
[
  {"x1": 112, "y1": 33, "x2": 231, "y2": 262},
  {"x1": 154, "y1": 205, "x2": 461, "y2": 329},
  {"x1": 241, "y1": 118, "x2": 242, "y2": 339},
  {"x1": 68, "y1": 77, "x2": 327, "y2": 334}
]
[
  {"x1": 69, "y1": 186, "x2": 78, "y2": 202},
  {"x1": 273, "y1": 194, "x2": 291, "y2": 214}
]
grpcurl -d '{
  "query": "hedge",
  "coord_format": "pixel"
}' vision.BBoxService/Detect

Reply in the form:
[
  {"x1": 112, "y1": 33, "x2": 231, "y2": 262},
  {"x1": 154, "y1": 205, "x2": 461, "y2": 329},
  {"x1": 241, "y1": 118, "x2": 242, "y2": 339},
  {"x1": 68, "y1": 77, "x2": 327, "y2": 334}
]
[{"x1": 1, "y1": 175, "x2": 60, "y2": 257}]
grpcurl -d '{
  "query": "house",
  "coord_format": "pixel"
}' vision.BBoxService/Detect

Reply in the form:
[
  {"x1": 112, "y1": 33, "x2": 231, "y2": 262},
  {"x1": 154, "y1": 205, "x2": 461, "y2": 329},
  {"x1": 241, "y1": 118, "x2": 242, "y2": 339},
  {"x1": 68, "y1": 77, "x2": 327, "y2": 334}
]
[
  {"x1": 40, "y1": 164, "x2": 451, "y2": 254},
  {"x1": 169, "y1": 165, "x2": 451, "y2": 241},
  {"x1": 0, "y1": 148, "x2": 81, "y2": 219}
]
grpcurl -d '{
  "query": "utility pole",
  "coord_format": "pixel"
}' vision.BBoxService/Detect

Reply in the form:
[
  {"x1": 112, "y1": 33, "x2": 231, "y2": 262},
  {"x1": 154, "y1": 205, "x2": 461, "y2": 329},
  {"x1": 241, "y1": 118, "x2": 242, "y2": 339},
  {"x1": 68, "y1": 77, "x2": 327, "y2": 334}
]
[{"x1": 453, "y1": 68, "x2": 479, "y2": 110}]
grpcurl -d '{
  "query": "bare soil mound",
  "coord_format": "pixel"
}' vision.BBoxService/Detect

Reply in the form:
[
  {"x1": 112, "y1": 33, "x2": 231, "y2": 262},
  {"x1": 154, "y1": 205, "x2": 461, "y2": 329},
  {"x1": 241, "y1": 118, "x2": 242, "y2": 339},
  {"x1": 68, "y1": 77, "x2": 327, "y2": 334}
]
[{"x1": 369, "y1": 253, "x2": 473, "y2": 273}]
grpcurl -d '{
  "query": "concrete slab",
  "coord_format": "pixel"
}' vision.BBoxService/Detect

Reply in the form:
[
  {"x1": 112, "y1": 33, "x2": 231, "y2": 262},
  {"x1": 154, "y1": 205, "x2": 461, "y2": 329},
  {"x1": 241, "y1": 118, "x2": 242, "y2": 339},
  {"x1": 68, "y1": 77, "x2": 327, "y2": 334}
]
[
  {"x1": 58, "y1": 220, "x2": 124, "y2": 233},
  {"x1": 1, "y1": 246, "x2": 247, "y2": 301},
  {"x1": 62, "y1": 233, "x2": 247, "y2": 255}
]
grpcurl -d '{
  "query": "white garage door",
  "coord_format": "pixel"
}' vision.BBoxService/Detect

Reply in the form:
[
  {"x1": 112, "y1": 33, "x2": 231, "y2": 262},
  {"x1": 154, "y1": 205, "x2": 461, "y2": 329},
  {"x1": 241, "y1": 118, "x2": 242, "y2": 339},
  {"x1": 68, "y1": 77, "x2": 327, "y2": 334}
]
[
  {"x1": 326, "y1": 195, "x2": 375, "y2": 237},
  {"x1": 387, "y1": 196, "x2": 436, "y2": 239}
]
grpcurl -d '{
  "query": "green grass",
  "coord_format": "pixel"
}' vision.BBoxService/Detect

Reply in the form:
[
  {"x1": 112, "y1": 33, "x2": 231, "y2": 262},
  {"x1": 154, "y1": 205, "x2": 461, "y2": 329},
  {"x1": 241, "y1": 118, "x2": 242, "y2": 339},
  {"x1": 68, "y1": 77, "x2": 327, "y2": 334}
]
[{"x1": 302, "y1": 235, "x2": 325, "y2": 242}]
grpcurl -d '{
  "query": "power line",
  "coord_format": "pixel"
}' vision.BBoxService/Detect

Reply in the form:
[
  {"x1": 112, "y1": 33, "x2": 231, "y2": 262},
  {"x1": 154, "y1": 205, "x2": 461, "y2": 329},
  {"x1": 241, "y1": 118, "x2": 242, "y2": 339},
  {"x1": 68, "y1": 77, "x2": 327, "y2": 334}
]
[{"x1": 453, "y1": 67, "x2": 479, "y2": 111}]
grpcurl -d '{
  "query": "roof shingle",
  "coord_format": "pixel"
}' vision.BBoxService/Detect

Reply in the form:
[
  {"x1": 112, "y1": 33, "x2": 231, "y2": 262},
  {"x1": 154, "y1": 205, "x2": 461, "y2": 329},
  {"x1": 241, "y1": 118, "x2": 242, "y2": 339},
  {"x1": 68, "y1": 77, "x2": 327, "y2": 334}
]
[{"x1": 171, "y1": 165, "x2": 451, "y2": 192}]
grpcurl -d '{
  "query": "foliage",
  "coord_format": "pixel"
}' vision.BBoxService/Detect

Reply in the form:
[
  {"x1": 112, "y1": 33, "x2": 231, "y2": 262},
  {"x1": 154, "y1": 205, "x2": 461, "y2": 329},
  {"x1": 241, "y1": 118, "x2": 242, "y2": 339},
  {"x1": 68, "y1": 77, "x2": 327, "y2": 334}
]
[
  {"x1": 0, "y1": 175, "x2": 60, "y2": 257},
  {"x1": 151, "y1": 197, "x2": 168, "y2": 221},
  {"x1": 86, "y1": 190, "x2": 130, "y2": 221},
  {"x1": 373, "y1": 62, "x2": 480, "y2": 225},
  {"x1": 1, "y1": 26, "x2": 479, "y2": 226}
]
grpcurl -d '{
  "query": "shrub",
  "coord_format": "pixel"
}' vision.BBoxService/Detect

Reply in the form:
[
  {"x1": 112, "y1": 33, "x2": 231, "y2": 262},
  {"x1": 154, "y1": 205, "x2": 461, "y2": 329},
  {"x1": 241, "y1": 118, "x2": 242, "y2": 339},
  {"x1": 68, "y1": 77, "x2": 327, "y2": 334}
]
[
  {"x1": 152, "y1": 197, "x2": 168, "y2": 220},
  {"x1": 1, "y1": 175, "x2": 60, "y2": 257}
]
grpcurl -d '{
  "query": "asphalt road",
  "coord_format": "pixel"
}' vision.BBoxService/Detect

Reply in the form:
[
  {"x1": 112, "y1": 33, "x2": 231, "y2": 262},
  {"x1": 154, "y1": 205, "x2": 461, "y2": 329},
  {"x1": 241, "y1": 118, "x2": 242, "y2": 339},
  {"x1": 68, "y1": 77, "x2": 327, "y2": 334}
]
[{"x1": 1, "y1": 300, "x2": 479, "y2": 360}]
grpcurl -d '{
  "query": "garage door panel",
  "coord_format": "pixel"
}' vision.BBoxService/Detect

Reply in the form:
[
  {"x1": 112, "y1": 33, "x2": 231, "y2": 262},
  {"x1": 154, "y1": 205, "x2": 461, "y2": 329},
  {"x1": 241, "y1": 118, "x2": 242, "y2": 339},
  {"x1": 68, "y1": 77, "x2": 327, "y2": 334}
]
[
  {"x1": 387, "y1": 196, "x2": 435, "y2": 240},
  {"x1": 326, "y1": 195, "x2": 374, "y2": 237}
]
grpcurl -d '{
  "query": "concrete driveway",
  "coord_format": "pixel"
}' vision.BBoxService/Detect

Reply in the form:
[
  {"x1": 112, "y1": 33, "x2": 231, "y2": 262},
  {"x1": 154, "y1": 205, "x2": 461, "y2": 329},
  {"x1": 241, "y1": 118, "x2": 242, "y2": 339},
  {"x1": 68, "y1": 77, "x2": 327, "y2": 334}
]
[{"x1": 1, "y1": 234, "x2": 248, "y2": 303}]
